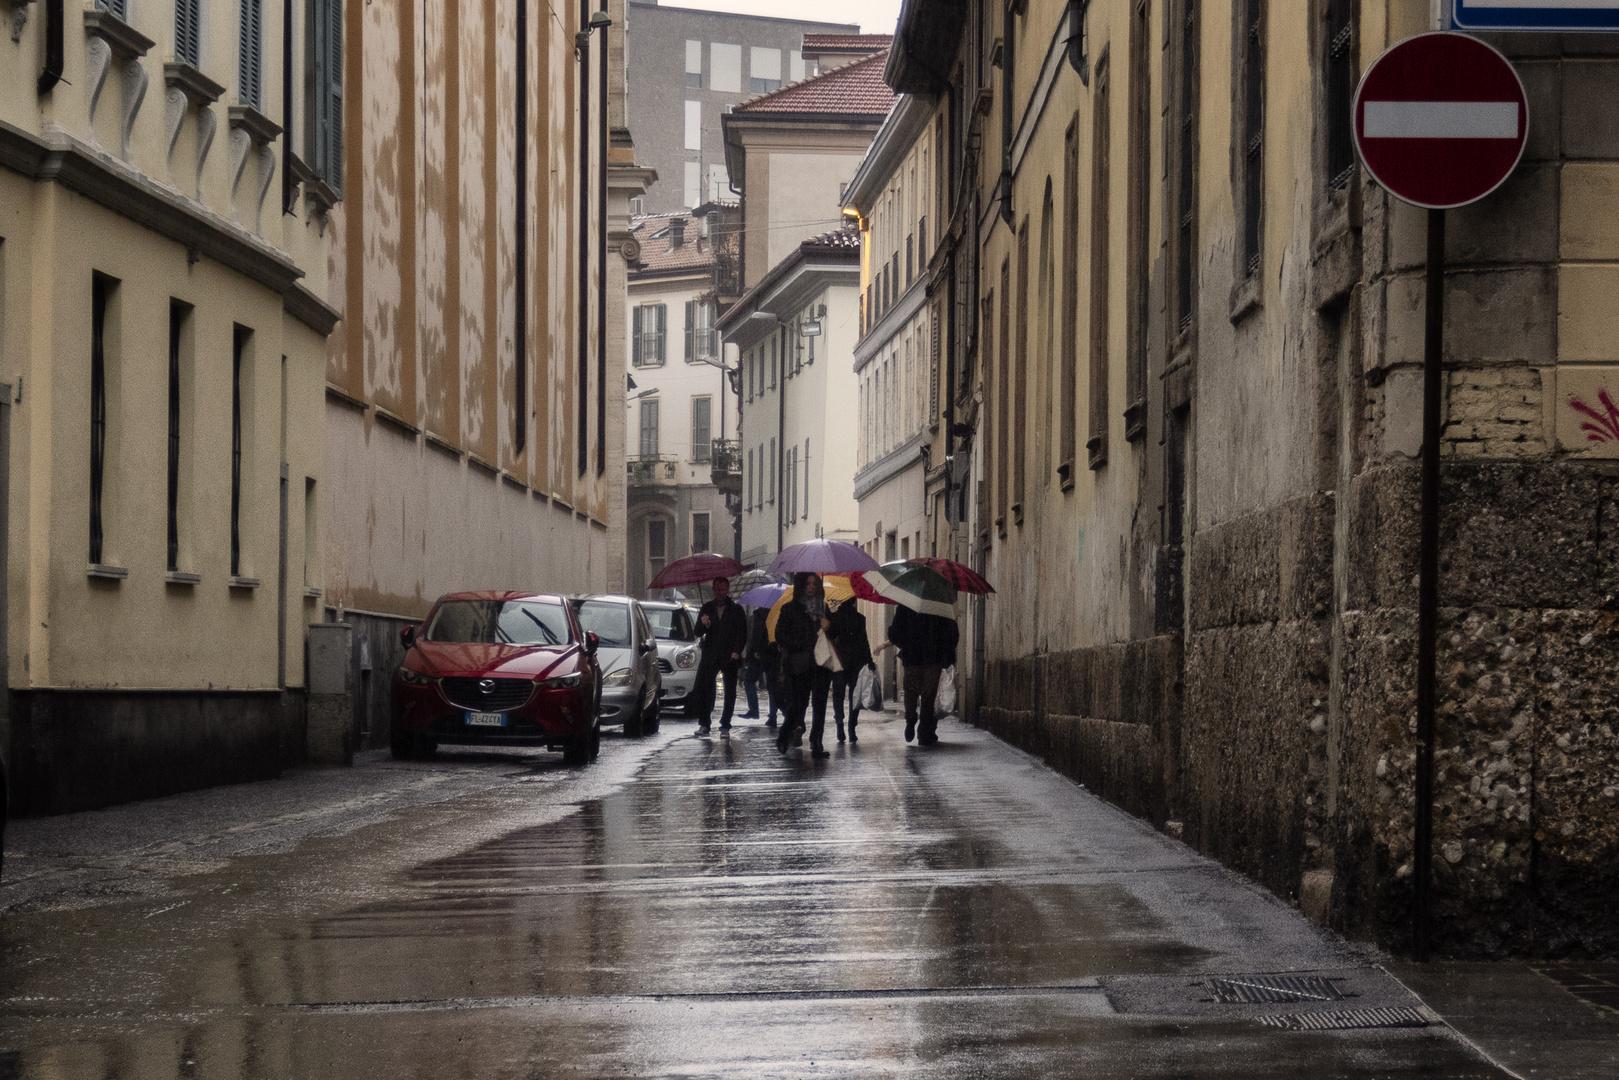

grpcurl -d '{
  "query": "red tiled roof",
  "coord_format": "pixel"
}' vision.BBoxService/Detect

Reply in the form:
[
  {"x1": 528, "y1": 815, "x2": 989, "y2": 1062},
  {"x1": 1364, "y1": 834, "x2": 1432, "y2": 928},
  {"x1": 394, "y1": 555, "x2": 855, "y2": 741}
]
[
  {"x1": 731, "y1": 50, "x2": 897, "y2": 118},
  {"x1": 628, "y1": 214, "x2": 715, "y2": 276},
  {"x1": 801, "y1": 33, "x2": 893, "y2": 52},
  {"x1": 802, "y1": 228, "x2": 862, "y2": 254}
]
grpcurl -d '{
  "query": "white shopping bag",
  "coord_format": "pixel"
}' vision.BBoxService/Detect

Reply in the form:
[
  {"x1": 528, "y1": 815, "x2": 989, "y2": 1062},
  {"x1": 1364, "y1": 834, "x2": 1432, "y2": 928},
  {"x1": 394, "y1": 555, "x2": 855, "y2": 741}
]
[
  {"x1": 935, "y1": 665, "x2": 957, "y2": 716},
  {"x1": 857, "y1": 665, "x2": 880, "y2": 711}
]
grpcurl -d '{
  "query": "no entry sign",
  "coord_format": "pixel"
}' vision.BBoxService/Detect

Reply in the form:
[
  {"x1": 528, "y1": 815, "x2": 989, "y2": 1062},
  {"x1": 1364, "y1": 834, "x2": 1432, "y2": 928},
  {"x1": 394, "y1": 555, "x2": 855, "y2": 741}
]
[{"x1": 1353, "y1": 33, "x2": 1529, "y2": 209}]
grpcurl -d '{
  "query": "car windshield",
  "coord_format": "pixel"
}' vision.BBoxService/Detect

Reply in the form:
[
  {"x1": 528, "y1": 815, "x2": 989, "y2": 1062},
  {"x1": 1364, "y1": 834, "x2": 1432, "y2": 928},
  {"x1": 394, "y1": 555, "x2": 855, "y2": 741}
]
[
  {"x1": 423, "y1": 600, "x2": 572, "y2": 646},
  {"x1": 645, "y1": 606, "x2": 695, "y2": 642},
  {"x1": 575, "y1": 600, "x2": 632, "y2": 648}
]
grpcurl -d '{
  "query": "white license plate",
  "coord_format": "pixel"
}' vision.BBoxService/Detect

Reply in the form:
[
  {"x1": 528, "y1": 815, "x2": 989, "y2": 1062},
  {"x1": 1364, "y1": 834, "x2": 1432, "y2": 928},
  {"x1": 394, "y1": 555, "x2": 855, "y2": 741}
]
[{"x1": 465, "y1": 711, "x2": 507, "y2": 727}]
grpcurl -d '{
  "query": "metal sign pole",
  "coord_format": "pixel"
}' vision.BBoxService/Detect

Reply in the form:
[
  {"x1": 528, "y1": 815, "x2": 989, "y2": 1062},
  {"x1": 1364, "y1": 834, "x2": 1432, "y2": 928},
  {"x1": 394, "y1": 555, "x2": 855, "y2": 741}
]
[{"x1": 1413, "y1": 207, "x2": 1445, "y2": 962}]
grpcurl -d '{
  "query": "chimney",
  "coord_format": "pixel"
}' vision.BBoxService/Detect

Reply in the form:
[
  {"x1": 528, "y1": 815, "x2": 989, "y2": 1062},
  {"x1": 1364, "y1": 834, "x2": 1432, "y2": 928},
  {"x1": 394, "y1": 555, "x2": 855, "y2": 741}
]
[{"x1": 670, "y1": 218, "x2": 686, "y2": 250}]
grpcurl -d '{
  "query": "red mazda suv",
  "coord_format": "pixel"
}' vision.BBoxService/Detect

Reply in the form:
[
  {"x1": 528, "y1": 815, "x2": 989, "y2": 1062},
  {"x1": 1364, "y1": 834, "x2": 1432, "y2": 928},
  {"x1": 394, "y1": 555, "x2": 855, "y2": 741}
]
[{"x1": 392, "y1": 591, "x2": 602, "y2": 765}]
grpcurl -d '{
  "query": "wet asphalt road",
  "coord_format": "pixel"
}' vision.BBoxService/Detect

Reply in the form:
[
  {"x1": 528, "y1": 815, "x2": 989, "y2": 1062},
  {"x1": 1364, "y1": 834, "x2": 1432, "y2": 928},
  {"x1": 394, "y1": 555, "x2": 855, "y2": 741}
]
[{"x1": 0, "y1": 711, "x2": 1511, "y2": 1078}]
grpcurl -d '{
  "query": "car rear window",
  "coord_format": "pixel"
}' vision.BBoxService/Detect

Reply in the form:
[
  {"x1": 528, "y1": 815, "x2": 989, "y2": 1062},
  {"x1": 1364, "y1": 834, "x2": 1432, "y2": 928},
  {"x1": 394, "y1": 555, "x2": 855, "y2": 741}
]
[
  {"x1": 424, "y1": 600, "x2": 572, "y2": 646},
  {"x1": 575, "y1": 600, "x2": 632, "y2": 648},
  {"x1": 645, "y1": 606, "x2": 696, "y2": 641}
]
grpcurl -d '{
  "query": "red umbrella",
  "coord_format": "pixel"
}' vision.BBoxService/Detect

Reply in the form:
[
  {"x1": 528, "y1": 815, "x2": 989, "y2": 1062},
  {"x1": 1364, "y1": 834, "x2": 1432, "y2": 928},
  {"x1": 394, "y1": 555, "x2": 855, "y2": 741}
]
[
  {"x1": 826, "y1": 573, "x2": 896, "y2": 606},
  {"x1": 648, "y1": 552, "x2": 745, "y2": 590},
  {"x1": 910, "y1": 557, "x2": 995, "y2": 595}
]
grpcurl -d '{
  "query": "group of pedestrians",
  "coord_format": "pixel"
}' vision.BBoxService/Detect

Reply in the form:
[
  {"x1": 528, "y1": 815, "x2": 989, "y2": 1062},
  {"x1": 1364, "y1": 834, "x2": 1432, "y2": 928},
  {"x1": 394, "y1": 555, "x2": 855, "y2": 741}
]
[{"x1": 684, "y1": 573, "x2": 958, "y2": 759}]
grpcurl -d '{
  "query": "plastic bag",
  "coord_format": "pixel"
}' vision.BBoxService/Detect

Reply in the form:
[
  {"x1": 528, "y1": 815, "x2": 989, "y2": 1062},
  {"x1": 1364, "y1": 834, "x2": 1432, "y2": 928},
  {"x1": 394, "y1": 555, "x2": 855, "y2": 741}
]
[
  {"x1": 857, "y1": 665, "x2": 880, "y2": 711},
  {"x1": 936, "y1": 665, "x2": 957, "y2": 716}
]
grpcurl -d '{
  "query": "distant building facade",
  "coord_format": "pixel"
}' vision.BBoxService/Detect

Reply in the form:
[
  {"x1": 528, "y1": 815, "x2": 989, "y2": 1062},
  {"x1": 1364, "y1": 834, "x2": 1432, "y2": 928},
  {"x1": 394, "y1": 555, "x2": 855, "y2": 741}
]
[
  {"x1": 846, "y1": 94, "x2": 938, "y2": 691},
  {"x1": 624, "y1": 213, "x2": 740, "y2": 594},
  {"x1": 2, "y1": 0, "x2": 341, "y2": 812},
  {"x1": 890, "y1": 0, "x2": 1619, "y2": 957},
  {"x1": 718, "y1": 47, "x2": 896, "y2": 570},
  {"x1": 624, "y1": 1, "x2": 857, "y2": 216}
]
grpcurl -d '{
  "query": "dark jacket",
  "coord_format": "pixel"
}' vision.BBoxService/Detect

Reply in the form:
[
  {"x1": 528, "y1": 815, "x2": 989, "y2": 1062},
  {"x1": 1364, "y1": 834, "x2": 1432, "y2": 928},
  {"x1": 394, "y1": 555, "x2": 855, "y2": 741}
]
[
  {"x1": 775, "y1": 576, "x2": 824, "y2": 677},
  {"x1": 745, "y1": 607, "x2": 777, "y2": 667},
  {"x1": 887, "y1": 605, "x2": 959, "y2": 667},
  {"x1": 696, "y1": 597, "x2": 749, "y2": 667},
  {"x1": 827, "y1": 601, "x2": 873, "y2": 671}
]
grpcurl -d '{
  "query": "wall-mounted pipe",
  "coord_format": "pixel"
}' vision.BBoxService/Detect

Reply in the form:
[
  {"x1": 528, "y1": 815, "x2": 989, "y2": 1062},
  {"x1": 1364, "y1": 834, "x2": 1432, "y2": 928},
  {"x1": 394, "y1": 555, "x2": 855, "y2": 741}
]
[
  {"x1": 515, "y1": 0, "x2": 529, "y2": 455},
  {"x1": 595, "y1": 2, "x2": 609, "y2": 477},
  {"x1": 577, "y1": 0, "x2": 592, "y2": 476},
  {"x1": 38, "y1": 0, "x2": 65, "y2": 96}
]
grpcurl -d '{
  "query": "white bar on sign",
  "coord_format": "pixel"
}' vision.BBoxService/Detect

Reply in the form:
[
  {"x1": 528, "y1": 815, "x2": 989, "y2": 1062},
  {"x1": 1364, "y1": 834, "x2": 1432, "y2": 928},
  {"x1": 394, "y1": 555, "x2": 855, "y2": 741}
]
[{"x1": 1362, "y1": 101, "x2": 1519, "y2": 139}]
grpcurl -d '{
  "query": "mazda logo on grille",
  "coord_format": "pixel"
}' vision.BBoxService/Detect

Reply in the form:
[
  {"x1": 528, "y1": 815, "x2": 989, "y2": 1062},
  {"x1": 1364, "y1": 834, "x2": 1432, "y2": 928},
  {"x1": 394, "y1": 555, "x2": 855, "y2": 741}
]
[{"x1": 478, "y1": 679, "x2": 496, "y2": 694}]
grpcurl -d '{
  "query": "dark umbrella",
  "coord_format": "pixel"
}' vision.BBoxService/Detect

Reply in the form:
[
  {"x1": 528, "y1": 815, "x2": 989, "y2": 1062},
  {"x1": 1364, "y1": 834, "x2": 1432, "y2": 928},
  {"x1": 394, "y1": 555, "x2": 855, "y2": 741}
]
[
  {"x1": 648, "y1": 552, "x2": 746, "y2": 590},
  {"x1": 908, "y1": 557, "x2": 995, "y2": 595},
  {"x1": 729, "y1": 568, "x2": 783, "y2": 593},
  {"x1": 768, "y1": 539, "x2": 880, "y2": 575},
  {"x1": 861, "y1": 562, "x2": 958, "y2": 617},
  {"x1": 736, "y1": 583, "x2": 788, "y2": 609}
]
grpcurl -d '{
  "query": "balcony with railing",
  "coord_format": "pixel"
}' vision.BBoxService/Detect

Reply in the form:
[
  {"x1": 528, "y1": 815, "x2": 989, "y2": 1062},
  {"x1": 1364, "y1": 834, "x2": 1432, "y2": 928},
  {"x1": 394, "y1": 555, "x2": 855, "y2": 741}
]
[
  {"x1": 709, "y1": 439, "x2": 742, "y2": 495},
  {"x1": 627, "y1": 455, "x2": 681, "y2": 486}
]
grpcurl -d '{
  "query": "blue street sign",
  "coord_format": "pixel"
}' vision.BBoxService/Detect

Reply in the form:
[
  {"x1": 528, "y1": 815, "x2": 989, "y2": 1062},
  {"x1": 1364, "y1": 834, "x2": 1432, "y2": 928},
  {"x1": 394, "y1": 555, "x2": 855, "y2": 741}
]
[{"x1": 1454, "y1": 0, "x2": 1619, "y2": 31}]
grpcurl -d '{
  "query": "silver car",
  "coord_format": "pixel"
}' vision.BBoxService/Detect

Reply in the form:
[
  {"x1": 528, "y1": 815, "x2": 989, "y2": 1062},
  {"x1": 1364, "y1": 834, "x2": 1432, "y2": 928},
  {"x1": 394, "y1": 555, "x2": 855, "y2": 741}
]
[
  {"x1": 571, "y1": 596, "x2": 661, "y2": 737},
  {"x1": 641, "y1": 600, "x2": 701, "y2": 714}
]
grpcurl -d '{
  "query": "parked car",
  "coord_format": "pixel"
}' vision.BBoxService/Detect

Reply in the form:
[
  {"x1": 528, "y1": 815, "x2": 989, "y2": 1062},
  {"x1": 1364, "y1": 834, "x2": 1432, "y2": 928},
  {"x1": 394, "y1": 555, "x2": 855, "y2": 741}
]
[
  {"x1": 570, "y1": 595, "x2": 661, "y2": 736},
  {"x1": 392, "y1": 591, "x2": 601, "y2": 765},
  {"x1": 641, "y1": 600, "x2": 701, "y2": 714}
]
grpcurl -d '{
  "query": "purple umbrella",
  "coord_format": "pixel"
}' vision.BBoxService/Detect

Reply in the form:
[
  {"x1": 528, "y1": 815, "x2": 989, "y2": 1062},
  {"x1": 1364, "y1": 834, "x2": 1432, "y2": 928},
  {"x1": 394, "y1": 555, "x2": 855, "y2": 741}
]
[
  {"x1": 737, "y1": 583, "x2": 788, "y2": 609},
  {"x1": 768, "y1": 539, "x2": 880, "y2": 575}
]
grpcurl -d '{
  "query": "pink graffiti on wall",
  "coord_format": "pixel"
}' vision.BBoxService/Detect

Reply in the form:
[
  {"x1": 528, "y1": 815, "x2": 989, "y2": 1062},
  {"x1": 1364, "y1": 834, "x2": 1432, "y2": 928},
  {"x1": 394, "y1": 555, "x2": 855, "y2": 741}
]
[{"x1": 1568, "y1": 390, "x2": 1619, "y2": 444}]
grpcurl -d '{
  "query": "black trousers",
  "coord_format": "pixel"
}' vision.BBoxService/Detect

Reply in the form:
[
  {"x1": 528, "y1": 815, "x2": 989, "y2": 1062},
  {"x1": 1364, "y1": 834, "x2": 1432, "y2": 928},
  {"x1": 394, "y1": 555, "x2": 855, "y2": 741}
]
[
  {"x1": 786, "y1": 666, "x2": 834, "y2": 747},
  {"x1": 693, "y1": 662, "x2": 740, "y2": 728},
  {"x1": 830, "y1": 668, "x2": 863, "y2": 728}
]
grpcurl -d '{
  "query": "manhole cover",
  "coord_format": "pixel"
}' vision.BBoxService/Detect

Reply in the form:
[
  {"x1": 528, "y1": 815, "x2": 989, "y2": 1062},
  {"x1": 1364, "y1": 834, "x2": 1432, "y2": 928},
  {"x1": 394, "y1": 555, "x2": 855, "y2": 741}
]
[
  {"x1": 1261, "y1": 1006, "x2": 1436, "y2": 1031},
  {"x1": 1208, "y1": 975, "x2": 1345, "y2": 1004}
]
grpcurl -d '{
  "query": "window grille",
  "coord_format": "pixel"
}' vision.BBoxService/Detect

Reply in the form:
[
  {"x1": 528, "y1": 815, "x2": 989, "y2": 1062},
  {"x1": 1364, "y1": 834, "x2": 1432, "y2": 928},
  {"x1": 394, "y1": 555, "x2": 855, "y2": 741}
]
[
  {"x1": 1241, "y1": 0, "x2": 1265, "y2": 279},
  {"x1": 692, "y1": 513, "x2": 710, "y2": 554},
  {"x1": 168, "y1": 303, "x2": 185, "y2": 571},
  {"x1": 1175, "y1": 2, "x2": 1198, "y2": 332},
  {"x1": 1326, "y1": 0, "x2": 1356, "y2": 190},
  {"x1": 231, "y1": 326, "x2": 248, "y2": 576},
  {"x1": 90, "y1": 278, "x2": 110, "y2": 564}
]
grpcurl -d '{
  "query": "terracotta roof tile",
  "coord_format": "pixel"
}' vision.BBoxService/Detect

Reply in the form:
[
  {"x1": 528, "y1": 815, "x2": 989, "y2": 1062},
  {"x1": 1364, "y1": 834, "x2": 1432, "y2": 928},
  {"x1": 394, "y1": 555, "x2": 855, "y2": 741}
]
[
  {"x1": 801, "y1": 33, "x2": 894, "y2": 52},
  {"x1": 628, "y1": 214, "x2": 716, "y2": 276},
  {"x1": 730, "y1": 50, "x2": 897, "y2": 118}
]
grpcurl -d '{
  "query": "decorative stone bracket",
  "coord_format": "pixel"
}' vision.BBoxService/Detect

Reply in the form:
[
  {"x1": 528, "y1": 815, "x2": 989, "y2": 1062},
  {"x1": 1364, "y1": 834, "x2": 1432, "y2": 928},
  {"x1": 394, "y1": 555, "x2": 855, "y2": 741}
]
[
  {"x1": 287, "y1": 150, "x2": 338, "y2": 233},
  {"x1": 228, "y1": 104, "x2": 281, "y2": 234},
  {"x1": 83, "y1": 9, "x2": 153, "y2": 160},
  {"x1": 163, "y1": 62, "x2": 224, "y2": 199}
]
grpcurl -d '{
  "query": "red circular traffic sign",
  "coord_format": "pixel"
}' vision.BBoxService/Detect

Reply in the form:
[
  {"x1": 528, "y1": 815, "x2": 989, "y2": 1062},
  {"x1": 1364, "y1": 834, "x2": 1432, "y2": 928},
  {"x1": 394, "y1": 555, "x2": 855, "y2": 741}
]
[{"x1": 1353, "y1": 32, "x2": 1528, "y2": 210}]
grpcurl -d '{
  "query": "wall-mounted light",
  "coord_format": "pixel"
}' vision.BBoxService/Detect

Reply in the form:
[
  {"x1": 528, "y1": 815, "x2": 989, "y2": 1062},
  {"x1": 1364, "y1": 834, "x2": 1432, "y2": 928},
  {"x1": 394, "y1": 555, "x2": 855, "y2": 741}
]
[{"x1": 801, "y1": 321, "x2": 823, "y2": 338}]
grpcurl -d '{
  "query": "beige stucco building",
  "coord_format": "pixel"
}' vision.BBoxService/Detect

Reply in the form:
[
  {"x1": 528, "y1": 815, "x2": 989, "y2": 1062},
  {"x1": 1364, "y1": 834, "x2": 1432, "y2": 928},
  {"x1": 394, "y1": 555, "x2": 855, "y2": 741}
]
[
  {"x1": 320, "y1": 0, "x2": 646, "y2": 744},
  {"x1": 1, "y1": 0, "x2": 341, "y2": 812}
]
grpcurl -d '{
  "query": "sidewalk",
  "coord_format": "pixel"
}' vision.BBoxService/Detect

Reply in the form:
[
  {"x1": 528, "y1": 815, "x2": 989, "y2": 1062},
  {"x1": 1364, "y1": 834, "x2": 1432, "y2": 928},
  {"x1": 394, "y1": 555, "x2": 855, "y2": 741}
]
[{"x1": 1389, "y1": 961, "x2": 1619, "y2": 1080}]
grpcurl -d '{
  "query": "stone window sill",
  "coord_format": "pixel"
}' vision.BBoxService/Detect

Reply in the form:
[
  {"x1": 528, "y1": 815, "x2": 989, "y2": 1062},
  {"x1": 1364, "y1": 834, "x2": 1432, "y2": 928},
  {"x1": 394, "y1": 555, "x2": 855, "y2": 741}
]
[
  {"x1": 165, "y1": 570, "x2": 201, "y2": 586},
  {"x1": 87, "y1": 563, "x2": 129, "y2": 581},
  {"x1": 229, "y1": 576, "x2": 262, "y2": 590}
]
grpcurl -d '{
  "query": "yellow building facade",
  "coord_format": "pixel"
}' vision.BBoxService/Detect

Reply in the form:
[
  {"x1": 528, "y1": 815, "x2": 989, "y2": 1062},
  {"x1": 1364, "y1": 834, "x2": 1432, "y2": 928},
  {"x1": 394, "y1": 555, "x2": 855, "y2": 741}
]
[
  {"x1": 2, "y1": 0, "x2": 340, "y2": 812},
  {"x1": 892, "y1": 0, "x2": 1619, "y2": 954}
]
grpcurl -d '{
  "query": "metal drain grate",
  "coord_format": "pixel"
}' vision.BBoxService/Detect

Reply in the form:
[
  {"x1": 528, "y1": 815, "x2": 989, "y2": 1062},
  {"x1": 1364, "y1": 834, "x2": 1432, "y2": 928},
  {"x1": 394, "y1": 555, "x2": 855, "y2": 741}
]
[
  {"x1": 1208, "y1": 975, "x2": 1345, "y2": 1004},
  {"x1": 1260, "y1": 1006, "x2": 1435, "y2": 1031}
]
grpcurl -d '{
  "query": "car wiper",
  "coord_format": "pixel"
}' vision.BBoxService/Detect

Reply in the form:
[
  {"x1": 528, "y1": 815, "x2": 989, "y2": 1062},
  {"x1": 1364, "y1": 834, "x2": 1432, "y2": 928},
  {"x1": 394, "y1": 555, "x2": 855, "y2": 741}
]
[{"x1": 521, "y1": 609, "x2": 560, "y2": 645}]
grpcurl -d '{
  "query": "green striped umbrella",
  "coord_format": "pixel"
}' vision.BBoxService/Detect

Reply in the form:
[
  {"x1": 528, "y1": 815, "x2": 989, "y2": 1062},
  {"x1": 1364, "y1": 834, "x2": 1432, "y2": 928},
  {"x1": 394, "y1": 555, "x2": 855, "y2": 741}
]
[{"x1": 861, "y1": 561, "x2": 958, "y2": 618}]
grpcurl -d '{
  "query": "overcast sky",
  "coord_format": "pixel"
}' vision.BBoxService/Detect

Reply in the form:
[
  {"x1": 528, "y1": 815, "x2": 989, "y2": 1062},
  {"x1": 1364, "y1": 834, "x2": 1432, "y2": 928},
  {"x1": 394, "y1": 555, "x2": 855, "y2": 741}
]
[{"x1": 656, "y1": 0, "x2": 905, "y2": 36}]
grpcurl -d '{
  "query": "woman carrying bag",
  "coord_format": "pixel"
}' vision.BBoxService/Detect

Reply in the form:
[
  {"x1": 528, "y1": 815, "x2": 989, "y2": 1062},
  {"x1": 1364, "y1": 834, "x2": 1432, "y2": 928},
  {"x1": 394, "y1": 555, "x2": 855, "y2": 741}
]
[
  {"x1": 775, "y1": 573, "x2": 837, "y2": 759},
  {"x1": 827, "y1": 598, "x2": 873, "y2": 743}
]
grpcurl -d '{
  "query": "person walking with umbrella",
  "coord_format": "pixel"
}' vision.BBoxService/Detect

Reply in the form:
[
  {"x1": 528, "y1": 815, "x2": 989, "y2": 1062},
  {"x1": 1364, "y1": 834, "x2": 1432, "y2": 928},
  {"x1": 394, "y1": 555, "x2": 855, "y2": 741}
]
[
  {"x1": 884, "y1": 592, "x2": 960, "y2": 746},
  {"x1": 775, "y1": 572, "x2": 836, "y2": 759},
  {"x1": 826, "y1": 596, "x2": 873, "y2": 743},
  {"x1": 692, "y1": 577, "x2": 749, "y2": 735}
]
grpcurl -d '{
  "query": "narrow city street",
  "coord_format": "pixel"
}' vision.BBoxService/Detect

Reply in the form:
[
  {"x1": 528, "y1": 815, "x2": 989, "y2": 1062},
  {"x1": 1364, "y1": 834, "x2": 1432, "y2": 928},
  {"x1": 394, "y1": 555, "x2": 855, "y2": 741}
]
[{"x1": 0, "y1": 712, "x2": 1527, "y2": 1079}]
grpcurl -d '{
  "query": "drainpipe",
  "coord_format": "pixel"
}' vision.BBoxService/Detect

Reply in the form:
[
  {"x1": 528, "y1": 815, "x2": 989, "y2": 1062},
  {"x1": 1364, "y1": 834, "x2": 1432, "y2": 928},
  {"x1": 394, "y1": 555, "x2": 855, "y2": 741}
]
[
  {"x1": 515, "y1": 0, "x2": 528, "y2": 454},
  {"x1": 777, "y1": 324, "x2": 786, "y2": 554},
  {"x1": 596, "y1": 1, "x2": 609, "y2": 476},
  {"x1": 576, "y1": 2, "x2": 592, "y2": 474},
  {"x1": 37, "y1": 0, "x2": 64, "y2": 95}
]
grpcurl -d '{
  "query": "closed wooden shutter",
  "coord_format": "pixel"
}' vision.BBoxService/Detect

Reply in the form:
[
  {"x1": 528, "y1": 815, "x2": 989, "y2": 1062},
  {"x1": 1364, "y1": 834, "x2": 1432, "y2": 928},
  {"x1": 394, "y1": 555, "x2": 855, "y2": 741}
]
[
  {"x1": 685, "y1": 301, "x2": 696, "y2": 361},
  {"x1": 239, "y1": 0, "x2": 264, "y2": 108},
  {"x1": 654, "y1": 305, "x2": 667, "y2": 363},
  {"x1": 308, "y1": 0, "x2": 344, "y2": 191},
  {"x1": 632, "y1": 307, "x2": 644, "y2": 366},
  {"x1": 175, "y1": 0, "x2": 201, "y2": 68}
]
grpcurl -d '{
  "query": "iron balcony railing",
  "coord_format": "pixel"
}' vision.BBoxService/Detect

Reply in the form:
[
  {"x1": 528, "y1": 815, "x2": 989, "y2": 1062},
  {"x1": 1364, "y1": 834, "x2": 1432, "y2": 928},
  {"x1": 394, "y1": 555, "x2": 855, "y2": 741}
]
[
  {"x1": 709, "y1": 439, "x2": 741, "y2": 494},
  {"x1": 627, "y1": 455, "x2": 680, "y2": 485}
]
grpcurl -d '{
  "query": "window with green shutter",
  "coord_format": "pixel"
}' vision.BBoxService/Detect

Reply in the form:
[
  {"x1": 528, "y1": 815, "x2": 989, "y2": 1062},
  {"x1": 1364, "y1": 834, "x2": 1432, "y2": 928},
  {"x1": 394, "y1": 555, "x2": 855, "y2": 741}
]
[
  {"x1": 306, "y1": 0, "x2": 344, "y2": 192},
  {"x1": 691, "y1": 397, "x2": 711, "y2": 463},
  {"x1": 175, "y1": 0, "x2": 202, "y2": 68},
  {"x1": 239, "y1": 0, "x2": 264, "y2": 109}
]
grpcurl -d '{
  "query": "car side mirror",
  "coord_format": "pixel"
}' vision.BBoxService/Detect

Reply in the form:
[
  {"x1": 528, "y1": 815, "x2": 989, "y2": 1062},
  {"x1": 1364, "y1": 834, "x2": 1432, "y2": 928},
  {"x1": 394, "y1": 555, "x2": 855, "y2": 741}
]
[
  {"x1": 585, "y1": 632, "x2": 600, "y2": 656},
  {"x1": 400, "y1": 625, "x2": 416, "y2": 649},
  {"x1": 641, "y1": 638, "x2": 657, "y2": 653}
]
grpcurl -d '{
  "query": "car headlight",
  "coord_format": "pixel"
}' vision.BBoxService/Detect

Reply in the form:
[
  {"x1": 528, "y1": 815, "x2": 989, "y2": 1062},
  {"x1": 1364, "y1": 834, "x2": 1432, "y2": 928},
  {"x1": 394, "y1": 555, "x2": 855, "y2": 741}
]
[
  {"x1": 676, "y1": 647, "x2": 699, "y2": 670},
  {"x1": 536, "y1": 672, "x2": 584, "y2": 690},
  {"x1": 398, "y1": 667, "x2": 433, "y2": 685},
  {"x1": 602, "y1": 668, "x2": 634, "y2": 688}
]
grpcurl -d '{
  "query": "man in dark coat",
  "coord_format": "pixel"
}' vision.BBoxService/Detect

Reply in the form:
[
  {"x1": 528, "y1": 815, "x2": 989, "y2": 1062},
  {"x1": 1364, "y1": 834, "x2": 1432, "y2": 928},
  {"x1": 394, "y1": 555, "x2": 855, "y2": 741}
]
[
  {"x1": 692, "y1": 576, "x2": 749, "y2": 734},
  {"x1": 886, "y1": 604, "x2": 959, "y2": 745},
  {"x1": 826, "y1": 599, "x2": 874, "y2": 743}
]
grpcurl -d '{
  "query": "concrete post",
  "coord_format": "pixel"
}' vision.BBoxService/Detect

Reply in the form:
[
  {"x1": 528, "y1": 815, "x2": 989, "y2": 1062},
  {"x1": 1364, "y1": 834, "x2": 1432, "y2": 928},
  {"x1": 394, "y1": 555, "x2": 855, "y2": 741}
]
[{"x1": 305, "y1": 623, "x2": 354, "y2": 766}]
